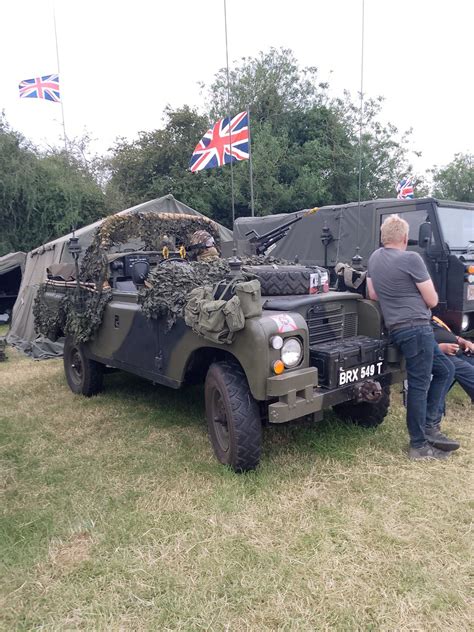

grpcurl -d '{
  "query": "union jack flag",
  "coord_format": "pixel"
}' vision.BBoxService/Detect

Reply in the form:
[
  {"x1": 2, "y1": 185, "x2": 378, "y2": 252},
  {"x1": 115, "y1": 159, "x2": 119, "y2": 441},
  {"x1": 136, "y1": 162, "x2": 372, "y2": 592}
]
[
  {"x1": 190, "y1": 111, "x2": 249, "y2": 172},
  {"x1": 19, "y1": 74, "x2": 60, "y2": 102},
  {"x1": 396, "y1": 176, "x2": 415, "y2": 199}
]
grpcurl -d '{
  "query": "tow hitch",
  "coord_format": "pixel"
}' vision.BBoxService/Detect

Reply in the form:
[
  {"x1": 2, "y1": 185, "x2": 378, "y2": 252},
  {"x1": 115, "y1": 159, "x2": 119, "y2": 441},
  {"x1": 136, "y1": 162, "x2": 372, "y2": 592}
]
[{"x1": 354, "y1": 379, "x2": 382, "y2": 403}]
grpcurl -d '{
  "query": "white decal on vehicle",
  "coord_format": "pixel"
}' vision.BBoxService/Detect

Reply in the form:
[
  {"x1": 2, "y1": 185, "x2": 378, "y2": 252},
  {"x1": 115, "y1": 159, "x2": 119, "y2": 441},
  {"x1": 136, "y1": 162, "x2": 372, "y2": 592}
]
[{"x1": 270, "y1": 314, "x2": 298, "y2": 333}]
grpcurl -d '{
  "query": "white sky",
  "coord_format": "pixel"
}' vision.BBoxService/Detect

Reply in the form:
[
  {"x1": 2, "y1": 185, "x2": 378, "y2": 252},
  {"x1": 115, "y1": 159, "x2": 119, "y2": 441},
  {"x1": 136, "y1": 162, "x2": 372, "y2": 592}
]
[{"x1": 1, "y1": 0, "x2": 472, "y2": 174}]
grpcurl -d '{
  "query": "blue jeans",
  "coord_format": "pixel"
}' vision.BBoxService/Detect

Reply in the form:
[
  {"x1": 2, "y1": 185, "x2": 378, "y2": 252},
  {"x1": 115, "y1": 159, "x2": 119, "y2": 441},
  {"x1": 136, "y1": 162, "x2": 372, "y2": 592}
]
[
  {"x1": 448, "y1": 353, "x2": 474, "y2": 402},
  {"x1": 391, "y1": 325, "x2": 455, "y2": 448}
]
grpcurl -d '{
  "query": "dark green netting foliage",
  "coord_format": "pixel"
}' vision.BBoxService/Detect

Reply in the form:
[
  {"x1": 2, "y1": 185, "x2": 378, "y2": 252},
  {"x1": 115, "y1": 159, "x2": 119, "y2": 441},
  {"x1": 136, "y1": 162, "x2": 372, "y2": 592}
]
[
  {"x1": 34, "y1": 207, "x2": 294, "y2": 343},
  {"x1": 34, "y1": 283, "x2": 112, "y2": 343},
  {"x1": 139, "y1": 259, "x2": 232, "y2": 330},
  {"x1": 138, "y1": 255, "x2": 293, "y2": 330},
  {"x1": 80, "y1": 212, "x2": 221, "y2": 282}
]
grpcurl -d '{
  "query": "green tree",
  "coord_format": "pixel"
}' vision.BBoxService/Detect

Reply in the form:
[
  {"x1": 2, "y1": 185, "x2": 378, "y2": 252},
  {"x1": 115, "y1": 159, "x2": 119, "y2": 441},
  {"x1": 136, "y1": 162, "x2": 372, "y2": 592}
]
[
  {"x1": 105, "y1": 48, "x2": 419, "y2": 227},
  {"x1": 0, "y1": 115, "x2": 106, "y2": 255},
  {"x1": 105, "y1": 106, "x2": 211, "y2": 212},
  {"x1": 430, "y1": 153, "x2": 473, "y2": 202},
  {"x1": 206, "y1": 47, "x2": 328, "y2": 124}
]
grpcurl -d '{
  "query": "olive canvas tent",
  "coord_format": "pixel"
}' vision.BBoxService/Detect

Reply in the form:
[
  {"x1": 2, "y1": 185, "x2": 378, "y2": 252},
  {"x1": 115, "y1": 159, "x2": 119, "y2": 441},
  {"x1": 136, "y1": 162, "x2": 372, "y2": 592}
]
[
  {"x1": 0, "y1": 251, "x2": 26, "y2": 321},
  {"x1": 8, "y1": 194, "x2": 233, "y2": 358}
]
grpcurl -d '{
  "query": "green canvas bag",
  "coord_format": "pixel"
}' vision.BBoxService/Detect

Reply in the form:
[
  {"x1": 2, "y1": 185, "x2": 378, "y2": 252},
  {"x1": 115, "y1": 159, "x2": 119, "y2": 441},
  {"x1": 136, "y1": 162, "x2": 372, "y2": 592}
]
[
  {"x1": 235, "y1": 280, "x2": 262, "y2": 318},
  {"x1": 184, "y1": 286, "x2": 213, "y2": 329},
  {"x1": 223, "y1": 295, "x2": 245, "y2": 332},
  {"x1": 197, "y1": 299, "x2": 227, "y2": 333}
]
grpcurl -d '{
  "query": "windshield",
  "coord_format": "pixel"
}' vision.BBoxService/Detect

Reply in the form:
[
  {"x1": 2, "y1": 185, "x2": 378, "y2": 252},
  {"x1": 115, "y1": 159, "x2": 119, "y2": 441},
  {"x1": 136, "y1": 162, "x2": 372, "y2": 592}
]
[{"x1": 436, "y1": 206, "x2": 474, "y2": 249}]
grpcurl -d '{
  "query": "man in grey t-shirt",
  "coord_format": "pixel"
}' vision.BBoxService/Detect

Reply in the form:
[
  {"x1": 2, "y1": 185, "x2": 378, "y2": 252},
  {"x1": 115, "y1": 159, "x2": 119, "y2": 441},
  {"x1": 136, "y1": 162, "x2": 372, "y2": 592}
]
[{"x1": 367, "y1": 214, "x2": 458, "y2": 460}]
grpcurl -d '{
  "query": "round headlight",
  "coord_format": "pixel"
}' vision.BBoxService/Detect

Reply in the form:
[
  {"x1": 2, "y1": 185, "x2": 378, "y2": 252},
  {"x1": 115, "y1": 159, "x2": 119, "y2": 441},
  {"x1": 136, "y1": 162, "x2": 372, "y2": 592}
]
[
  {"x1": 281, "y1": 337, "x2": 303, "y2": 368},
  {"x1": 461, "y1": 314, "x2": 470, "y2": 331}
]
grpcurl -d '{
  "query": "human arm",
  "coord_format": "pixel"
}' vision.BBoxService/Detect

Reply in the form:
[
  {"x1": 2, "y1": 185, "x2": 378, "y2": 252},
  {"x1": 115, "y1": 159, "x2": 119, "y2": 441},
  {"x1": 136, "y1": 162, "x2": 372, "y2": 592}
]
[
  {"x1": 366, "y1": 277, "x2": 378, "y2": 301},
  {"x1": 415, "y1": 279, "x2": 438, "y2": 309}
]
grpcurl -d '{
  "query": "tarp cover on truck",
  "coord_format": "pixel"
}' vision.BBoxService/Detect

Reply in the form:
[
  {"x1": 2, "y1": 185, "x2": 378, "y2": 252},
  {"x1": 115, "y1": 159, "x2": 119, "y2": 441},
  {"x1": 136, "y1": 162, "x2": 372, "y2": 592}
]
[{"x1": 233, "y1": 201, "x2": 379, "y2": 267}]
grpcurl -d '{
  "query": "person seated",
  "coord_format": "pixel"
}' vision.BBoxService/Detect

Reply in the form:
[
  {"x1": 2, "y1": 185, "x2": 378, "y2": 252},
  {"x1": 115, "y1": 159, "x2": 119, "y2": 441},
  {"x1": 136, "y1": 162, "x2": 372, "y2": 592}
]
[
  {"x1": 188, "y1": 230, "x2": 220, "y2": 262},
  {"x1": 432, "y1": 316, "x2": 474, "y2": 404}
]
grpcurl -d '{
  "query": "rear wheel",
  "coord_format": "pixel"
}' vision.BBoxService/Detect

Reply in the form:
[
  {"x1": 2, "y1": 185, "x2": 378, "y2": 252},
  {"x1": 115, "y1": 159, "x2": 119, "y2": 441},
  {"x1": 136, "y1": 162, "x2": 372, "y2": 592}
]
[
  {"x1": 63, "y1": 336, "x2": 104, "y2": 396},
  {"x1": 333, "y1": 385, "x2": 390, "y2": 428},
  {"x1": 205, "y1": 361, "x2": 262, "y2": 472}
]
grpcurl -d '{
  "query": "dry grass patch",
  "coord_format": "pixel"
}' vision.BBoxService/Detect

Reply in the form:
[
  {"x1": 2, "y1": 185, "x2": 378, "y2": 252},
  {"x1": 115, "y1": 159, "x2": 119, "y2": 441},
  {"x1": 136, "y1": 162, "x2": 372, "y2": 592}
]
[{"x1": 0, "y1": 342, "x2": 472, "y2": 631}]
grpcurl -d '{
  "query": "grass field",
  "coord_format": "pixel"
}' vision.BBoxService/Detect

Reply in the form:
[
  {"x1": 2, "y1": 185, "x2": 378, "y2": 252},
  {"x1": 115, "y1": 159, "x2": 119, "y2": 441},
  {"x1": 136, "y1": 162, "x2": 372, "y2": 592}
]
[{"x1": 0, "y1": 328, "x2": 472, "y2": 631}]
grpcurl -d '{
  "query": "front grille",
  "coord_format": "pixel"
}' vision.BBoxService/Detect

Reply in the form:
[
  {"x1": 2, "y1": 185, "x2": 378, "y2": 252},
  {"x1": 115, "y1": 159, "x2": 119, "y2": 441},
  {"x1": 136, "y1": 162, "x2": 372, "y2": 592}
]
[
  {"x1": 344, "y1": 312, "x2": 358, "y2": 337},
  {"x1": 306, "y1": 304, "x2": 357, "y2": 345}
]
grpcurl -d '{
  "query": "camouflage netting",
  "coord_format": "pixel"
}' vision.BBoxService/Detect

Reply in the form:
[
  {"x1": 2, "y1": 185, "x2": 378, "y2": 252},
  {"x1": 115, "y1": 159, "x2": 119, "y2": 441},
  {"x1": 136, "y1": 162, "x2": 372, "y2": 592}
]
[
  {"x1": 80, "y1": 212, "x2": 221, "y2": 283},
  {"x1": 138, "y1": 255, "x2": 293, "y2": 330},
  {"x1": 34, "y1": 283, "x2": 113, "y2": 343},
  {"x1": 139, "y1": 259, "x2": 233, "y2": 330},
  {"x1": 33, "y1": 206, "x2": 296, "y2": 344}
]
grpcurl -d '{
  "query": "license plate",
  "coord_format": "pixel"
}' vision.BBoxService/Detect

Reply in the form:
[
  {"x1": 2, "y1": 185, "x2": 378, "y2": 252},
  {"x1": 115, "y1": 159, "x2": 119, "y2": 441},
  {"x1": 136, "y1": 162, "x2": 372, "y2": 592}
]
[
  {"x1": 468, "y1": 285, "x2": 474, "y2": 302},
  {"x1": 339, "y1": 362, "x2": 383, "y2": 386}
]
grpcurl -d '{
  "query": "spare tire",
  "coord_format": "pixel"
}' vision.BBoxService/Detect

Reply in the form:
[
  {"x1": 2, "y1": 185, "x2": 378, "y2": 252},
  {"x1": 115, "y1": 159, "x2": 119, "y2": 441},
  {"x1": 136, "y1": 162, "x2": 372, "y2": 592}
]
[{"x1": 243, "y1": 265, "x2": 320, "y2": 296}]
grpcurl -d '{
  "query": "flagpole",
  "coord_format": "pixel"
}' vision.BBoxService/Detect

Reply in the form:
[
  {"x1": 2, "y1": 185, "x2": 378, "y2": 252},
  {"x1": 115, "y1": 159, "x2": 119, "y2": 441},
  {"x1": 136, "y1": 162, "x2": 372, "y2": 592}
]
[
  {"x1": 247, "y1": 105, "x2": 255, "y2": 217},
  {"x1": 53, "y1": 4, "x2": 68, "y2": 154},
  {"x1": 223, "y1": 0, "x2": 235, "y2": 226}
]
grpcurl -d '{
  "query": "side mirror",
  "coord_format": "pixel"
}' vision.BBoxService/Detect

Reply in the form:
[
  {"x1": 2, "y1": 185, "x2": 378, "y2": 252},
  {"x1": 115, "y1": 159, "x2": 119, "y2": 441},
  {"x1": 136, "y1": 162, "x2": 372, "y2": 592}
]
[
  {"x1": 418, "y1": 222, "x2": 432, "y2": 249},
  {"x1": 131, "y1": 260, "x2": 149, "y2": 285}
]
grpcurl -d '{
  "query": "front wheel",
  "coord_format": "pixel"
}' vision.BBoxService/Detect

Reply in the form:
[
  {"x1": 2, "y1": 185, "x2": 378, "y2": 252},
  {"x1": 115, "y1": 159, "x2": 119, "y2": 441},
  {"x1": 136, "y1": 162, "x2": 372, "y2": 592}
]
[
  {"x1": 333, "y1": 385, "x2": 390, "y2": 428},
  {"x1": 205, "y1": 361, "x2": 262, "y2": 472},
  {"x1": 63, "y1": 336, "x2": 104, "y2": 396}
]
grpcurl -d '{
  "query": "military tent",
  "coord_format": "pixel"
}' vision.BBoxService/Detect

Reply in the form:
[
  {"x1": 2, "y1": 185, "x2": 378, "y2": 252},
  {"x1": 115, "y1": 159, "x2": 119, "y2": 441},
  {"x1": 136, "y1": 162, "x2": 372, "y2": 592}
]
[
  {"x1": 8, "y1": 194, "x2": 232, "y2": 358},
  {"x1": 0, "y1": 252, "x2": 26, "y2": 322}
]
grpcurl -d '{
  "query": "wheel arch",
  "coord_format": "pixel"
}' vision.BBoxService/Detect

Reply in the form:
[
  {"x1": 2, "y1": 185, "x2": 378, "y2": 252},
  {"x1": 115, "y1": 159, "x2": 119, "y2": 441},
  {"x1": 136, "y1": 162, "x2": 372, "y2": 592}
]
[{"x1": 183, "y1": 346, "x2": 243, "y2": 385}]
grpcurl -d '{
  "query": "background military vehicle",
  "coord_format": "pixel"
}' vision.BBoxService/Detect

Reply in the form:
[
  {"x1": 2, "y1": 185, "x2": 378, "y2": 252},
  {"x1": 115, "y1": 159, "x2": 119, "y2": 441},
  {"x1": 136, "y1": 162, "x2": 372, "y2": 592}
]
[
  {"x1": 37, "y1": 210, "x2": 404, "y2": 472},
  {"x1": 233, "y1": 198, "x2": 474, "y2": 338}
]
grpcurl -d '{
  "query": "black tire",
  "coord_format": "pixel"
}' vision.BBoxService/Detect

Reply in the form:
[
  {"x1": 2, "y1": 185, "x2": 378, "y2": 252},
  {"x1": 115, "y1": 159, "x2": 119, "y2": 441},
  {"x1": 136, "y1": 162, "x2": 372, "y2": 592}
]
[
  {"x1": 63, "y1": 336, "x2": 104, "y2": 396},
  {"x1": 205, "y1": 360, "x2": 262, "y2": 472},
  {"x1": 243, "y1": 265, "x2": 316, "y2": 296},
  {"x1": 333, "y1": 385, "x2": 390, "y2": 428}
]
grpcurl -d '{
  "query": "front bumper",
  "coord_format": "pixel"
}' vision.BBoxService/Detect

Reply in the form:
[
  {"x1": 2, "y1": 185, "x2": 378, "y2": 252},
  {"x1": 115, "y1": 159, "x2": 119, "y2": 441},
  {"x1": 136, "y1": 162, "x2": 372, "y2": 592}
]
[{"x1": 266, "y1": 365, "x2": 405, "y2": 424}]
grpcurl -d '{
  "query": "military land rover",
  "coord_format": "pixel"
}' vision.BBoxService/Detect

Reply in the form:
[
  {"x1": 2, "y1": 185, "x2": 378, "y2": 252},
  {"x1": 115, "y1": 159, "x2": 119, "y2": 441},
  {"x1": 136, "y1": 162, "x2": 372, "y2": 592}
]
[{"x1": 36, "y1": 211, "x2": 404, "y2": 472}]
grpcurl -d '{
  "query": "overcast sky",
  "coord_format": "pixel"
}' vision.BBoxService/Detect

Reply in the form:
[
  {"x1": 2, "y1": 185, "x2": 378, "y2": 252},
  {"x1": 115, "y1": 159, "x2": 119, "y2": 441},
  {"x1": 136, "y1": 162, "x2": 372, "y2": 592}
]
[{"x1": 1, "y1": 0, "x2": 472, "y2": 175}]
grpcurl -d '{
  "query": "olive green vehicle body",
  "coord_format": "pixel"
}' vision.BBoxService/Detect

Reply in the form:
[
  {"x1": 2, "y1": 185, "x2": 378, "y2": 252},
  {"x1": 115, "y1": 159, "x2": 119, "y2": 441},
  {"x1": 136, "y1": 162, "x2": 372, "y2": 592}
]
[{"x1": 46, "y1": 281, "x2": 404, "y2": 425}]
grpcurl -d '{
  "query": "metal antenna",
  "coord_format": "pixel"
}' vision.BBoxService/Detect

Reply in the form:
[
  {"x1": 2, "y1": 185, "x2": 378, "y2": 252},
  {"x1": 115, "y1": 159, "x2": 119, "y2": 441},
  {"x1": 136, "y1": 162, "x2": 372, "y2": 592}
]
[
  {"x1": 53, "y1": 3, "x2": 68, "y2": 155},
  {"x1": 223, "y1": 0, "x2": 235, "y2": 226},
  {"x1": 354, "y1": 0, "x2": 365, "y2": 269}
]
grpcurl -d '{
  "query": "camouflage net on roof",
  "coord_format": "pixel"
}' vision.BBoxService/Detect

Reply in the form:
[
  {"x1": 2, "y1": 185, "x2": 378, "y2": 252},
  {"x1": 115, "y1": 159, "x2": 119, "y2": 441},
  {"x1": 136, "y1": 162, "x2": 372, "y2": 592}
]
[
  {"x1": 34, "y1": 211, "x2": 223, "y2": 343},
  {"x1": 34, "y1": 205, "x2": 295, "y2": 344},
  {"x1": 80, "y1": 212, "x2": 221, "y2": 283}
]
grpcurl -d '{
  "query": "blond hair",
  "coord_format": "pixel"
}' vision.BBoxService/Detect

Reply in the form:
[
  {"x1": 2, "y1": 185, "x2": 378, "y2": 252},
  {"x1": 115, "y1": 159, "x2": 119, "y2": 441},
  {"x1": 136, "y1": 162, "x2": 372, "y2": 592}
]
[{"x1": 380, "y1": 214, "x2": 409, "y2": 245}]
